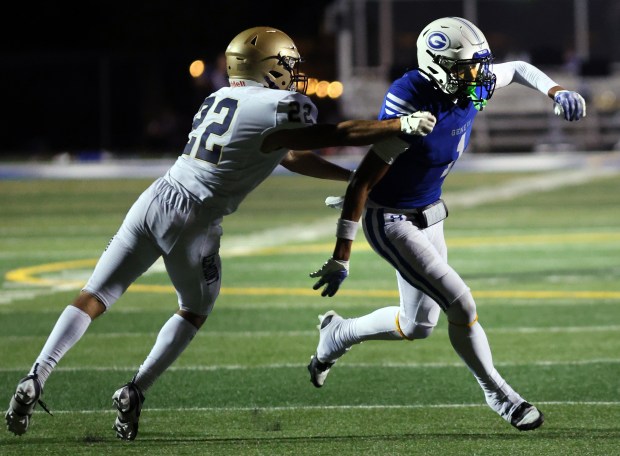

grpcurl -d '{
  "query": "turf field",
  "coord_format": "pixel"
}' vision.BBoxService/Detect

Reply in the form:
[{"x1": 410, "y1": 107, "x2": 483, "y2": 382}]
[{"x1": 1, "y1": 165, "x2": 619, "y2": 455}]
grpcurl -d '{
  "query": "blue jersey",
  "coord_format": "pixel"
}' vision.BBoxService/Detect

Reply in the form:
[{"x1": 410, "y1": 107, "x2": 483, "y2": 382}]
[{"x1": 370, "y1": 70, "x2": 479, "y2": 209}]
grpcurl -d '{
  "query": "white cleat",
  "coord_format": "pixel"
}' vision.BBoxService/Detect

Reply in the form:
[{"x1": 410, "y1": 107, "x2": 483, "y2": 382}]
[{"x1": 307, "y1": 310, "x2": 348, "y2": 388}]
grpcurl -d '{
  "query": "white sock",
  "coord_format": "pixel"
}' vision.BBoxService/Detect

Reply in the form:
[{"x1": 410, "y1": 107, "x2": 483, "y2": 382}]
[
  {"x1": 348, "y1": 306, "x2": 402, "y2": 342},
  {"x1": 321, "y1": 306, "x2": 402, "y2": 361},
  {"x1": 133, "y1": 314, "x2": 198, "y2": 393},
  {"x1": 448, "y1": 321, "x2": 523, "y2": 418},
  {"x1": 30, "y1": 305, "x2": 92, "y2": 388}
]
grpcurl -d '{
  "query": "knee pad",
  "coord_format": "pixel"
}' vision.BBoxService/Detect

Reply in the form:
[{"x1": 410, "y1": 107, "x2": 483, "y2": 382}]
[
  {"x1": 397, "y1": 313, "x2": 436, "y2": 340},
  {"x1": 445, "y1": 290, "x2": 477, "y2": 326}
]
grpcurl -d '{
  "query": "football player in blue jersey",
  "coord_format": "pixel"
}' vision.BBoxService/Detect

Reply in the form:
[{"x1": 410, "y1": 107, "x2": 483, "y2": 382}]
[
  {"x1": 5, "y1": 27, "x2": 435, "y2": 440},
  {"x1": 308, "y1": 17, "x2": 586, "y2": 431}
]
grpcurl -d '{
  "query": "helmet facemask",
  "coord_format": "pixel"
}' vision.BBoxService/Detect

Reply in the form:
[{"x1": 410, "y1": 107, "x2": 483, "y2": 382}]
[
  {"x1": 267, "y1": 54, "x2": 308, "y2": 94},
  {"x1": 430, "y1": 49, "x2": 496, "y2": 110}
]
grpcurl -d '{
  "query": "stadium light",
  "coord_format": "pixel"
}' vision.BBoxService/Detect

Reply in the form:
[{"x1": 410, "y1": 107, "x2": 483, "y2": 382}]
[
  {"x1": 189, "y1": 60, "x2": 205, "y2": 78},
  {"x1": 304, "y1": 78, "x2": 343, "y2": 99},
  {"x1": 327, "y1": 81, "x2": 344, "y2": 99},
  {"x1": 315, "y1": 80, "x2": 330, "y2": 98},
  {"x1": 306, "y1": 77, "x2": 319, "y2": 96}
]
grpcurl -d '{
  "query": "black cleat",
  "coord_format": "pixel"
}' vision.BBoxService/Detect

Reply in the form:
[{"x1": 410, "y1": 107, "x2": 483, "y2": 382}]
[
  {"x1": 112, "y1": 382, "x2": 145, "y2": 441},
  {"x1": 511, "y1": 401, "x2": 544, "y2": 431}
]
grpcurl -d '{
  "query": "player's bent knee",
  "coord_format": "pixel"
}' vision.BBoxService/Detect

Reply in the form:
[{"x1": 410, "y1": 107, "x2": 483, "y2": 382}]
[
  {"x1": 177, "y1": 309, "x2": 208, "y2": 329},
  {"x1": 397, "y1": 314, "x2": 436, "y2": 340},
  {"x1": 72, "y1": 291, "x2": 106, "y2": 319},
  {"x1": 445, "y1": 290, "x2": 477, "y2": 326}
]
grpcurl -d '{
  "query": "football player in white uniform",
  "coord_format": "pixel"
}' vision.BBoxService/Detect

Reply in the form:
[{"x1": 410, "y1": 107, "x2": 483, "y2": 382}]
[
  {"x1": 307, "y1": 17, "x2": 586, "y2": 431},
  {"x1": 5, "y1": 26, "x2": 437, "y2": 440}
]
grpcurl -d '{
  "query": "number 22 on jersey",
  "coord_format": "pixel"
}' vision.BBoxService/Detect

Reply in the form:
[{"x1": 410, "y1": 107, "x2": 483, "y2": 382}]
[{"x1": 183, "y1": 96, "x2": 239, "y2": 164}]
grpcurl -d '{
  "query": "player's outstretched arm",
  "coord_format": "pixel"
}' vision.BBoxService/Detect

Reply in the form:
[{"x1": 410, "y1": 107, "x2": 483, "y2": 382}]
[
  {"x1": 494, "y1": 61, "x2": 586, "y2": 122},
  {"x1": 280, "y1": 150, "x2": 353, "y2": 181},
  {"x1": 261, "y1": 111, "x2": 436, "y2": 153}
]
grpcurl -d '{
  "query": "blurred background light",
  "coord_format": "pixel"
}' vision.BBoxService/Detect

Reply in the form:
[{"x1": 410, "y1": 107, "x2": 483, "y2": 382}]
[
  {"x1": 327, "y1": 81, "x2": 343, "y2": 99},
  {"x1": 315, "y1": 80, "x2": 330, "y2": 98},
  {"x1": 189, "y1": 60, "x2": 206, "y2": 78}
]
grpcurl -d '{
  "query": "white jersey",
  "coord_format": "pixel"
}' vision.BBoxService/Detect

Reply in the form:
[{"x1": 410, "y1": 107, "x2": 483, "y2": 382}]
[
  {"x1": 166, "y1": 79, "x2": 318, "y2": 218},
  {"x1": 85, "y1": 81, "x2": 318, "y2": 313}
]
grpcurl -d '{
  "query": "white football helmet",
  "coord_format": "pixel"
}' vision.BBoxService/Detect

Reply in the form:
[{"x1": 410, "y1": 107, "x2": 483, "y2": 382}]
[
  {"x1": 417, "y1": 17, "x2": 496, "y2": 108},
  {"x1": 225, "y1": 26, "x2": 308, "y2": 93}
]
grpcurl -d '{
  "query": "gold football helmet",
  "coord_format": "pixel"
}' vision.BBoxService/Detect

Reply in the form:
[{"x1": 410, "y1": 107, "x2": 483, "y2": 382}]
[{"x1": 225, "y1": 26, "x2": 308, "y2": 93}]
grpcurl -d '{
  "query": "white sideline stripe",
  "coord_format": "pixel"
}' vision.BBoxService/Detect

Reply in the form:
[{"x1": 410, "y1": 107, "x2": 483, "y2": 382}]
[
  {"x1": 31, "y1": 401, "x2": 620, "y2": 415},
  {"x1": 446, "y1": 167, "x2": 619, "y2": 208},
  {"x1": 1, "y1": 358, "x2": 618, "y2": 373},
  {"x1": 221, "y1": 218, "x2": 339, "y2": 257},
  {"x1": 220, "y1": 167, "x2": 620, "y2": 255}
]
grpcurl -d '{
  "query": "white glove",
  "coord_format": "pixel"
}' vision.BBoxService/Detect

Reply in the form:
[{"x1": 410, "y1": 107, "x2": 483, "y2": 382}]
[
  {"x1": 400, "y1": 111, "x2": 437, "y2": 136},
  {"x1": 310, "y1": 257, "x2": 349, "y2": 297},
  {"x1": 324, "y1": 169, "x2": 353, "y2": 210},
  {"x1": 325, "y1": 195, "x2": 345, "y2": 209},
  {"x1": 553, "y1": 90, "x2": 587, "y2": 121}
]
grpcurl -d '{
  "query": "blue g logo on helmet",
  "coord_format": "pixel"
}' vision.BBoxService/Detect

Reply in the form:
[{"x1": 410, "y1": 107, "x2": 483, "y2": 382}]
[{"x1": 427, "y1": 32, "x2": 450, "y2": 51}]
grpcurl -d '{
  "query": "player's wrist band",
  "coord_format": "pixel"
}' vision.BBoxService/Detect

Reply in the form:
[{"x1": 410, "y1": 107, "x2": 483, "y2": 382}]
[{"x1": 336, "y1": 218, "x2": 359, "y2": 241}]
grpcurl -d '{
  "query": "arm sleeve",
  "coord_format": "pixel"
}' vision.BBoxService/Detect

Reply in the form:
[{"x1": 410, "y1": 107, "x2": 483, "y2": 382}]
[
  {"x1": 371, "y1": 137, "x2": 410, "y2": 165},
  {"x1": 494, "y1": 61, "x2": 559, "y2": 95}
]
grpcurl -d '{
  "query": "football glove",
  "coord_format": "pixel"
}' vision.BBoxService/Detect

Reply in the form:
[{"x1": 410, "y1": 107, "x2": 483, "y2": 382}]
[
  {"x1": 553, "y1": 90, "x2": 586, "y2": 121},
  {"x1": 325, "y1": 195, "x2": 345, "y2": 210},
  {"x1": 400, "y1": 111, "x2": 436, "y2": 136},
  {"x1": 310, "y1": 257, "x2": 349, "y2": 297}
]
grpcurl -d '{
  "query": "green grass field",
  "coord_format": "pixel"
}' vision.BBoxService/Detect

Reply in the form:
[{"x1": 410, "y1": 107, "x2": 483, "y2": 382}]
[{"x1": 1, "y1": 167, "x2": 619, "y2": 455}]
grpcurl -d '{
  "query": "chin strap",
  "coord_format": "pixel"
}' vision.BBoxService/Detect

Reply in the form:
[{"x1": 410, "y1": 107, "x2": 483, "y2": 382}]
[
  {"x1": 467, "y1": 86, "x2": 488, "y2": 111},
  {"x1": 472, "y1": 98, "x2": 488, "y2": 111}
]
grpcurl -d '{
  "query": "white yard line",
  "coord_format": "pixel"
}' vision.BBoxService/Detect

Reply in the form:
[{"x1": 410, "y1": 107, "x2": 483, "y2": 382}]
[
  {"x1": 0, "y1": 358, "x2": 618, "y2": 373},
  {"x1": 37, "y1": 401, "x2": 620, "y2": 414}
]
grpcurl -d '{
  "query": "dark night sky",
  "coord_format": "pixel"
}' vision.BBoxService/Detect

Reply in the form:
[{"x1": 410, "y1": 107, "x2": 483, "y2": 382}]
[
  {"x1": 1, "y1": 2, "x2": 336, "y2": 156},
  {"x1": 4, "y1": 1, "x2": 618, "y2": 156},
  {"x1": 6, "y1": 3, "x2": 332, "y2": 54}
]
